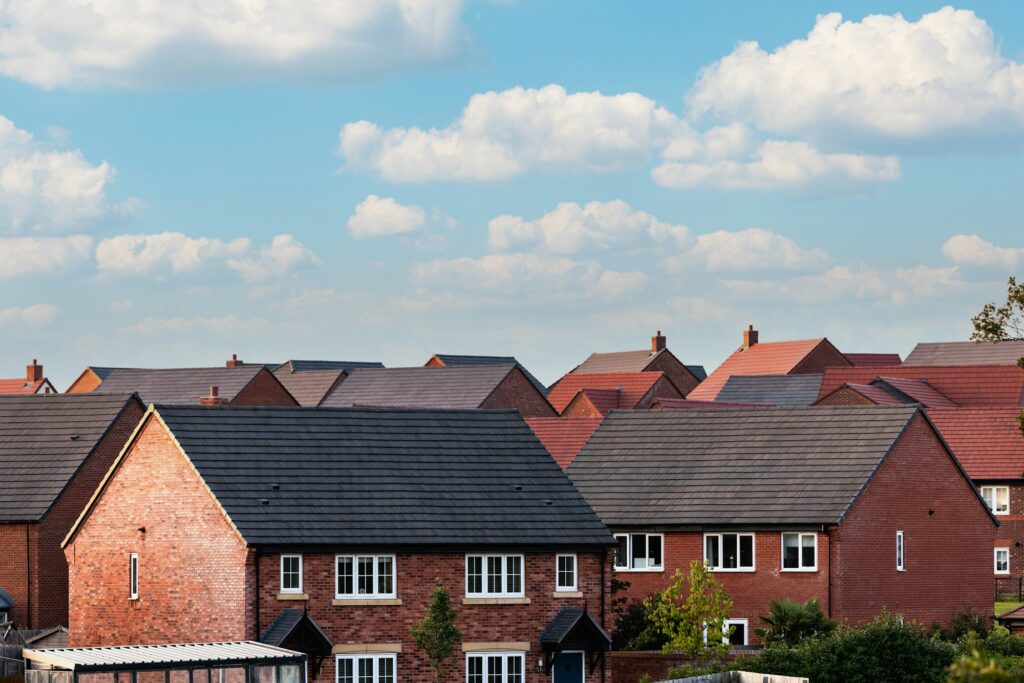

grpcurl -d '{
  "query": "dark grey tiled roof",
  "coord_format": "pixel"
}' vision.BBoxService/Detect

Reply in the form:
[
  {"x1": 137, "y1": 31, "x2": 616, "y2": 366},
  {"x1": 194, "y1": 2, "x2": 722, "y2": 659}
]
[
  {"x1": 261, "y1": 609, "x2": 331, "y2": 651},
  {"x1": 904, "y1": 341, "x2": 1024, "y2": 367},
  {"x1": 686, "y1": 365, "x2": 708, "y2": 382},
  {"x1": 540, "y1": 606, "x2": 611, "y2": 649},
  {"x1": 716, "y1": 374, "x2": 824, "y2": 407},
  {"x1": 0, "y1": 393, "x2": 140, "y2": 521},
  {"x1": 88, "y1": 366, "x2": 267, "y2": 404},
  {"x1": 274, "y1": 360, "x2": 385, "y2": 373},
  {"x1": 568, "y1": 406, "x2": 920, "y2": 527},
  {"x1": 573, "y1": 349, "x2": 661, "y2": 374},
  {"x1": 156, "y1": 405, "x2": 613, "y2": 547},
  {"x1": 321, "y1": 365, "x2": 517, "y2": 409},
  {"x1": 432, "y1": 354, "x2": 548, "y2": 396},
  {"x1": 271, "y1": 368, "x2": 345, "y2": 407}
]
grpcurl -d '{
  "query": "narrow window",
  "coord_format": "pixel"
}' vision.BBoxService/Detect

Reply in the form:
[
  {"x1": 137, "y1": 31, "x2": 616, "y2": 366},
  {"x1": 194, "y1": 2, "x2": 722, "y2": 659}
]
[
  {"x1": 336, "y1": 654, "x2": 395, "y2": 683},
  {"x1": 335, "y1": 555, "x2": 396, "y2": 599},
  {"x1": 280, "y1": 555, "x2": 302, "y2": 593},
  {"x1": 781, "y1": 533, "x2": 817, "y2": 571},
  {"x1": 465, "y1": 555, "x2": 524, "y2": 598},
  {"x1": 129, "y1": 553, "x2": 139, "y2": 600},
  {"x1": 465, "y1": 653, "x2": 524, "y2": 683},
  {"x1": 614, "y1": 535, "x2": 628, "y2": 570},
  {"x1": 996, "y1": 548, "x2": 1010, "y2": 575},
  {"x1": 556, "y1": 554, "x2": 577, "y2": 592},
  {"x1": 704, "y1": 533, "x2": 755, "y2": 571},
  {"x1": 896, "y1": 531, "x2": 904, "y2": 571}
]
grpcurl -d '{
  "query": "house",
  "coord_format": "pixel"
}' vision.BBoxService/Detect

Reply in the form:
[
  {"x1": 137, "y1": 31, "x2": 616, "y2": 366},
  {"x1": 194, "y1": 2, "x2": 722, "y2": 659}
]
[
  {"x1": 567, "y1": 406, "x2": 996, "y2": 642},
  {"x1": 321, "y1": 365, "x2": 557, "y2": 416},
  {"x1": 0, "y1": 393, "x2": 145, "y2": 629},
  {"x1": 817, "y1": 366, "x2": 1024, "y2": 406},
  {"x1": 568, "y1": 332, "x2": 703, "y2": 397},
  {"x1": 715, "y1": 374, "x2": 824, "y2": 407},
  {"x1": 66, "y1": 356, "x2": 298, "y2": 406},
  {"x1": 63, "y1": 405, "x2": 614, "y2": 683},
  {"x1": 525, "y1": 417, "x2": 603, "y2": 470},
  {"x1": 271, "y1": 360, "x2": 384, "y2": 407},
  {"x1": 904, "y1": 340, "x2": 1024, "y2": 367},
  {"x1": 0, "y1": 360, "x2": 58, "y2": 395},
  {"x1": 687, "y1": 327, "x2": 851, "y2": 402},
  {"x1": 426, "y1": 354, "x2": 549, "y2": 396},
  {"x1": 816, "y1": 376, "x2": 960, "y2": 408},
  {"x1": 547, "y1": 372, "x2": 682, "y2": 417}
]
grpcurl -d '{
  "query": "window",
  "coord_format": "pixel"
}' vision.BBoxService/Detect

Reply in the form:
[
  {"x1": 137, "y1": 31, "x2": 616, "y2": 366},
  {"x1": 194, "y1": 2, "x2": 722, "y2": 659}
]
[
  {"x1": 996, "y1": 548, "x2": 1010, "y2": 575},
  {"x1": 465, "y1": 555, "x2": 524, "y2": 598},
  {"x1": 129, "y1": 553, "x2": 139, "y2": 600},
  {"x1": 556, "y1": 554, "x2": 577, "y2": 592},
  {"x1": 613, "y1": 534, "x2": 663, "y2": 571},
  {"x1": 280, "y1": 555, "x2": 302, "y2": 593},
  {"x1": 335, "y1": 555, "x2": 396, "y2": 599},
  {"x1": 704, "y1": 533, "x2": 755, "y2": 571},
  {"x1": 724, "y1": 618, "x2": 748, "y2": 646},
  {"x1": 336, "y1": 654, "x2": 395, "y2": 683},
  {"x1": 982, "y1": 486, "x2": 1010, "y2": 515},
  {"x1": 0, "y1": 611, "x2": 8, "y2": 624},
  {"x1": 896, "y1": 531, "x2": 904, "y2": 572},
  {"x1": 465, "y1": 652, "x2": 524, "y2": 683},
  {"x1": 781, "y1": 533, "x2": 817, "y2": 571}
]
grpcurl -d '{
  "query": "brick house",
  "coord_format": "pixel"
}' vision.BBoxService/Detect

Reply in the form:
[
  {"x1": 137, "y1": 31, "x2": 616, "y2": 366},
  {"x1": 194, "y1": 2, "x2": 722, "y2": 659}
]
[
  {"x1": 567, "y1": 406, "x2": 997, "y2": 643},
  {"x1": 271, "y1": 360, "x2": 384, "y2": 406},
  {"x1": 547, "y1": 372, "x2": 683, "y2": 417},
  {"x1": 426, "y1": 354, "x2": 549, "y2": 397},
  {"x1": 816, "y1": 365, "x2": 1024, "y2": 407},
  {"x1": 0, "y1": 360, "x2": 58, "y2": 395},
  {"x1": 0, "y1": 393, "x2": 144, "y2": 629},
  {"x1": 568, "y1": 332, "x2": 703, "y2": 397},
  {"x1": 64, "y1": 405, "x2": 613, "y2": 683}
]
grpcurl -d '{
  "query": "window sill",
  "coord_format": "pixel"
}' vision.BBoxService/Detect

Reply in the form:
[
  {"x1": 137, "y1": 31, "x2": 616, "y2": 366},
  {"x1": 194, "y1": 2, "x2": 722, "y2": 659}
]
[
  {"x1": 780, "y1": 568, "x2": 818, "y2": 573},
  {"x1": 276, "y1": 593, "x2": 308, "y2": 601},
  {"x1": 462, "y1": 597, "x2": 531, "y2": 605},
  {"x1": 709, "y1": 568, "x2": 756, "y2": 573},
  {"x1": 331, "y1": 598, "x2": 402, "y2": 606},
  {"x1": 553, "y1": 591, "x2": 583, "y2": 598},
  {"x1": 613, "y1": 567, "x2": 664, "y2": 573}
]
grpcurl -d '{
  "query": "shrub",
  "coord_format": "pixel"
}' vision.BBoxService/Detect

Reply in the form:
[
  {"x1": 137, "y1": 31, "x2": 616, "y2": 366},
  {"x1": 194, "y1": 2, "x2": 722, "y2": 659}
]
[
  {"x1": 947, "y1": 634, "x2": 1013, "y2": 682},
  {"x1": 649, "y1": 560, "x2": 733, "y2": 659},
  {"x1": 945, "y1": 609, "x2": 991, "y2": 641},
  {"x1": 755, "y1": 597, "x2": 837, "y2": 646},
  {"x1": 612, "y1": 599, "x2": 668, "y2": 651}
]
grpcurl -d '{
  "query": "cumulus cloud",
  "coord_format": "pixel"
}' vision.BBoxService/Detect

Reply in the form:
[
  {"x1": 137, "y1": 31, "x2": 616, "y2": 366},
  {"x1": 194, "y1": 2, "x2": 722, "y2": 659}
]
[
  {"x1": 0, "y1": 0, "x2": 468, "y2": 89},
  {"x1": 225, "y1": 234, "x2": 321, "y2": 283},
  {"x1": 688, "y1": 7, "x2": 1024, "y2": 140},
  {"x1": 340, "y1": 84, "x2": 685, "y2": 181},
  {"x1": 724, "y1": 265, "x2": 961, "y2": 305},
  {"x1": 663, "y1": 228, "x2": 829, "y2": 272},
  {"x1": 942, "y1": 234, "x2": 1024, "y2": 268},
  {"x1": 0, "y1": 235, "x2": 93, "y2": 278},
  {"x1": 347, "y1": 195, "x2": 427, "y2": 238},
  {"x1": 0, "y1": 303, "x2": 57, "y2": 326}
]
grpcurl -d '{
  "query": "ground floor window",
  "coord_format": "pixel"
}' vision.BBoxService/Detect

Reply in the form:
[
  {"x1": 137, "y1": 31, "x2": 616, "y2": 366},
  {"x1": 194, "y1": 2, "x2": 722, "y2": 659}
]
[
  {"x1": 466, "y1": 652, "x2": 524, "y2": 683},
  {"x1": 336, "y1": 654, "x2": 395, "y2": 683},
  {"x1": 996, "y1": 547, "x2": 1010, "y2": 575},
  {"x1": 724, "y1": 618, "x2": 749, "y2": 646}
]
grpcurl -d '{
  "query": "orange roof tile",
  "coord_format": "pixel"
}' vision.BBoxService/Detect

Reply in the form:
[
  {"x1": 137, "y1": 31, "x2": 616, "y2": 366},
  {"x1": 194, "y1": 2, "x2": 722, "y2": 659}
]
[
  {"x1": 819, "y1": 366, "x2": 1024, "y2": 407},
  {"x1": 926, "y1": 408, "x2": 1024, "y2": 479},
  {"x1": 651, "y1": 398, "x2": 766, "y2": 409},
  {"x1": 547, "y1": 372, "x2": 664, "y2": 414},
  {"x1": 878, "y1": 377, "x2": 958, "y2": 408},
  {"x1": 525, "y1": 417, "x2": 604, "y2": 469},
  {"x1": 0, "y1": 378, "x2": 45, "y2": 395},
  {"x1": 688, "y1": 339, "x2": 828, "y2": 401}
]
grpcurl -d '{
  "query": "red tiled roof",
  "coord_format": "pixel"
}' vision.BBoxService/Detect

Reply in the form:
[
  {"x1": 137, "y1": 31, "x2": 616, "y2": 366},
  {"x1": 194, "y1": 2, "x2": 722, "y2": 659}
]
[
  {"x1": 688, "y1": 339, "x2": 828, "y2": 401},
  {"x1": 819, "y1": 366, "x2": 1024, "y2": 407},
  {"x1": 652, "y1": 398, "x2": 766, "y2": 409},
  {"x1": 844, "y1": 353, "x2": 902, "y2": 367},
  {"x1": 525, "y1": 417, "x2": 604, "y2": 469},
  {"x1": 0, "y1": 378, "x2": 45, "y2": 395},
  {"x1": 839, "y1": 383, "x2": 907, "y2": 405},
  {"x1": 879, "y1": 377, "x2": 958, "y2": 408},
  {"x1": 547, "y1": 372, "x2": 664, "y2": 414},
  {"x1": 926, "y1": 408, "x2": 1024, "y2": 479}
]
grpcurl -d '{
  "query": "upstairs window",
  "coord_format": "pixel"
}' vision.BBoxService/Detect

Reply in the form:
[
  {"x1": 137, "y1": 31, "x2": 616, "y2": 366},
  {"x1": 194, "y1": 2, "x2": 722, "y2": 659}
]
[
  {"x1": 614, "y1": 533, "x2": 663, "y2": 571},
  {"x1": 704, "y1": 533, "x2": 755, "y2": 571},
  {"x1": 781, "y1": 533, "x2": 817, "y2": 571},
  {"x1": 982, "y1": 486, "x2": 1010, "y2": 515},
  {"x1": 896, "y1": 531, "x2": 904, "y2": 572},
  {"x1": 129, "y1": 553, "x2": 139, "y2": 600},
  {"x1": 996, "y1": 548, "x2": 1010, "y2": 575},
  {"x1": 556, "y1": 554, "x2": 577, "y2": 592},
  {"x1": 466, "y1": 554, "x2": 524, "y2": 598},
  {"x1": 336, "y1": 555, "x2": 395, "y2": 599},
  {"x1": 280, "y1": 555, "x2": 303, "y2": 594}
]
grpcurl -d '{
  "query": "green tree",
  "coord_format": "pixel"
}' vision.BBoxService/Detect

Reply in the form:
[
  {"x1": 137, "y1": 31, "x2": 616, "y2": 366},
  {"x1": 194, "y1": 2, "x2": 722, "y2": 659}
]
[
  {"x1": 649, "y1": 560, "x2": 733, "y2": 660},
  {"x1": 972, "y1": 276, "x2": 1024, "y2": 436},
  {"x1": 410, "y1": 580, "x2": 462, "y2": 682},
  {"x1": 755, "y1": 597, "x2": 837, "y2": 646},
  {"x1": 947, "y1": 634, "x2": 1013, "y2": 682}
]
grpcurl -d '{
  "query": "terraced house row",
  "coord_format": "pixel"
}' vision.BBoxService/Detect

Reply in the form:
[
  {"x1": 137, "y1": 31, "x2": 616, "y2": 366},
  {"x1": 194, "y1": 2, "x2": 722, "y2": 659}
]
[{"x1": 0, "y1": 330, "x2": 1022, "y2": 683}]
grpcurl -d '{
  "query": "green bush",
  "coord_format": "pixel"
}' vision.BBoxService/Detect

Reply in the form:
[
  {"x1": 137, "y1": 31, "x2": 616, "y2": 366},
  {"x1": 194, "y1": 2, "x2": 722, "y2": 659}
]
[
  {"x1": 611, "y1": 599, "x2": 668, "y2": 651},
  {"x1": 755, "y1": 597, "x2": 837, "y2": 646}
]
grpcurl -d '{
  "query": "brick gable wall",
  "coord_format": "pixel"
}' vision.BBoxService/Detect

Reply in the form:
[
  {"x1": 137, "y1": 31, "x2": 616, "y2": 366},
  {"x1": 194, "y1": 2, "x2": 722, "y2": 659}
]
[
  {"x1": 231, "y1": 369, "x2": 299, "y2": 406},
  {"x1": 480, "y1": 367, "x2": 557, "y2": 417},
  {"x1": 791, "y1": 341, "x2": 851, "y2": 374},
  {"x1": 0, "y1": 522, "x2": 38, "y2": 628},
  {"x1": 66, "y1": 369, "x2": 102, "y2": 394},
  {"x1": 634, "y1": 376, "x2": 685, "y2": 409},
  {"x1": 815, "y1": 386, "x2": 878, "y2": 406},
  {"x1": 644, "y1": 353, "x2": 699, "y2": 397}
]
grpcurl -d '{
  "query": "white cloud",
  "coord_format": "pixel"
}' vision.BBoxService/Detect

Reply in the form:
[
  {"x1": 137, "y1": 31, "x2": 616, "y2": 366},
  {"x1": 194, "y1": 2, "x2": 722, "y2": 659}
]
[
  {"x1": 663, "y1": 228, "x2": 829, "y2": 272},
  {"x1": 723, "y1": 265, "x2": 961, "y2": 305},
  {"x1": 0, "y1": 235, "x2": 93, "y2": 278},
  {"x1": 488, "y1": 200, "x2": 690, "y2": 254},
  {"x1": 96, "y1": 231, "x2": 251, "y2": 275},
  {"x1": 594, "y1": 270, "x2": 649, "y2": 299},
  {"x1": 121, "y1": 315, "x2": 268, "y2": 336},
  {"x1": 0, "y1": 303, "x2": 57, "y2": 326},
  {"x1": 347, "y1": 195, "x2": 426, "y2": 238},
  {"x1": 340, "y1": 84, "x2": 685, "y2": 181},
  {"x1": 0, "y1": 0, "x2": 467, "y2": 89},
  {"x1": 688, "y1": 7, "x2": 1024, "y2": 140},
  {"x1": 942, "y1": 234, "x2": 1024, "y2": 268},
  {"x1": 225, "y1": 234, "x2": 321, "y2": 283}
]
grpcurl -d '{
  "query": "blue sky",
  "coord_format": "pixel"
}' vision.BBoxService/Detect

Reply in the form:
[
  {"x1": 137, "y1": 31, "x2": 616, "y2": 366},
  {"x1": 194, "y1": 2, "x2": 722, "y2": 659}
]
[{"x1": 1, "y1": 1, "x2": 1022, "y2": 387}]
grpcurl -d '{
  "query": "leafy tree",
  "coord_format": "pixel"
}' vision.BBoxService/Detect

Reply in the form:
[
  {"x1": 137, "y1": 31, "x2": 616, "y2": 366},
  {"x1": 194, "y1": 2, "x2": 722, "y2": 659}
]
[
  {"x1": 410, "y1": 580, "x2": 462, "y2": 682},
  {"x1": 972, "y1": 276, "x2": 1024, "y2": 435},
  {"x1": 649, "y1": 560, "x2": 733, "y2": 660},
  {"x1": 755, "y1": 597, "x2": 837, "y2": 646},
  {"x1": 947, "y1": 634, "x2": 1013, "y2": 682}
]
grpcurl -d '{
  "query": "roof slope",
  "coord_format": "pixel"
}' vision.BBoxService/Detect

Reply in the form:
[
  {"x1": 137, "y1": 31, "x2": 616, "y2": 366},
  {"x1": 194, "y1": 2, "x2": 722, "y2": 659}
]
[
  {"x1": 904, "y1": 341, "x2": 1024, "y2": 367},
  {"x1": 85, "y1": 366, "x2": 267, "y2": 404},
  {"x1": 926, "y1": 408, "x2": 1024, "y2": 480},
  {"x1": 154, "y1": 405, "x2": 612, "y2": 546},
  {"x1": 686, "y1": 365, "x2": 708, "y2": 382},
  {"x1": 0, "y1": 378, "x2": 49, "y2": 395},
  {"x1": 877, "y1": 377, "x2": 958, "y2": 408},
  {"x1": 572, "y1": 348, "x2": 699, "y2": 384},
  {"x1": 429, "y1": 354, "x2": 548, "y2": 396},
  {"x1": 688, "y1": 339, "x2": 832, "y2": 402},
  {"x1": 548, "y1": 372, "x2": 664, "y2": 414},
  {"x1": 818, "y1": 366, "x2": 1024, "y2": 406},
  {"x1": 274, "y1": 360, "x2": 384, "y2": 373},
  {"x1": 525, "y1": 417, "x2": 603, "y2": 469},
  {"x1": 568, "y1": 406, "x2": 920, "y2": 527},
  {"x1": 0, "y1": 393, "x2": 139, "y2": 521},
  {"x1": 844, "y1": 353, "x2": 902, "y2": 367},
  {"x1": 271, "y1": 368, "x2": 345, "y2": 407},
  {"x1": 321, "y1": 365, "x2": 517, "y2": 409},
  {"x1": 716, "y1": 374, "x2": 824, "y2": 407}
]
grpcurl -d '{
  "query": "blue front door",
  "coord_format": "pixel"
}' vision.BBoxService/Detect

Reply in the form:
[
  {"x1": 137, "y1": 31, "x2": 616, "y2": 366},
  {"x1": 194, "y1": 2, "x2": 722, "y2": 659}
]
[{"x1": 552, "y1": 652, "x2": 584, "y2": 683}]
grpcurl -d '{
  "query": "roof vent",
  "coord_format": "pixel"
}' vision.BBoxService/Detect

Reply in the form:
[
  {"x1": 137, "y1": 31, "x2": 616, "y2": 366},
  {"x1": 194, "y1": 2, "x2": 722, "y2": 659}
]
[
  {"x1": 543, "y1": 499, "x2": 553, "y2": 506},
  {"x1": 260, "y1": 499, "x2": 270, "y2": 506},
  {"x1": 271, "y1": 484, "x2": 281, "y2": 491},
  {"x1": 513, "y1": 485, "x2": 523, "y2": 491},
  {"x1": 69, "y1": 434, "x2": 80, "y2": 441}
]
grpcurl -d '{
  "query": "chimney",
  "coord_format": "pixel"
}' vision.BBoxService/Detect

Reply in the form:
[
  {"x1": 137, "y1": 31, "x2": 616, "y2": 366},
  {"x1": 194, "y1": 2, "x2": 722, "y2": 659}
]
[
  {"x1": 226, "y1": 354, "x2": 244, "y2": 368},
  {"x1": 651, "y1": 330, "x2": 667, "y2": 353},
  {"x1": 200, "y1": 385, "x2": 230, "y2": 406},
  {"x1": 26, "y1": 359, "x2": 43, "y2": 382},
  {"x1": 742, "y1": 325, "x2": 759, "y2": 350}
]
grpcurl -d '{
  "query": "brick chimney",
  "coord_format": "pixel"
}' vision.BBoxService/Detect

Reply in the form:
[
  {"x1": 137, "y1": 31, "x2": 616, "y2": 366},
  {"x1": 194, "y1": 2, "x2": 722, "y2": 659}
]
[
  {"x1": 226, "y1": 354, "x2": 244, "y2": 368},
  {"x1": 26, "y1": 359, "x2": 43, "y2": 382},
  {"x1": 651, "y1": 330, "x2": 667, "y2": 353},
  {"x1": 200, "y1": 385, "x2": 230, "y2": 406},
  {"x1": 742, "y1": 325, "x2": 759, "y2": 350}
]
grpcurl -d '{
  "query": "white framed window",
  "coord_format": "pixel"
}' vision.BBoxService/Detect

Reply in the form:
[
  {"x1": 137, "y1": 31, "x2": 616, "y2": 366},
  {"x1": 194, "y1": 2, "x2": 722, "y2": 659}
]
[
  {"x1": 465, "y1": 555, "x2": 524, "y2": 598},
  {"x1": 336, "y1": 654, "x2": 395, "y2": 683},
  {"x1": 465, "y1": 652, "x2": 524, "y2": 683},
  {"x1": 704, "y1": 533, "x2": 755, "y2": 571},
  {"x1": 129, "y1": 553, "x2": 139, "y2": 600},
  {"x1": 896, "y1": 531, "x2": 904, "y2": 572},
  {"x1": 724, "y1": 618, "x2": 748, "y2": 646},
  {"x1": 982, "y1": 486, "x2": 1010, "y2": 515},
  {"x1": 613, "y1": 533, "x2": 664, "y2": 571},
  {"x1": 996, "y1": 548, "x2": 1010, "y2": 575},
  {"x1": 335, "y1": 555, "x2": 396, "y2": 599},
  {"x1": 556, "y1": 554, "x2": 577, "y2": 592},
  {"x1": 781, "y1": 533, "x2": 817, "y2": 571},
  {"x1": 280, "y1": 555, "x2": 303, "y2": 593}
]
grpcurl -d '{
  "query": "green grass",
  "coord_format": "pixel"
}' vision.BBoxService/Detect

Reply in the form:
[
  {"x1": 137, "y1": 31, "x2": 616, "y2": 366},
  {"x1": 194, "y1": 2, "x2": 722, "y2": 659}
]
[{"x1": 996, "y1": 601, "x2": 1024, "y2": 616}]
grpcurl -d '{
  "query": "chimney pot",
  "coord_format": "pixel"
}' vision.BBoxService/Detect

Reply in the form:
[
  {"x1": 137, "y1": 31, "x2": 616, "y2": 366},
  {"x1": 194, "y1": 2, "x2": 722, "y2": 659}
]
[
  {"x1": 651, "y1": 330, "x2": 667, "y2": 353},
  {"x1": 26, "y1": 359, "x2": 43, "y2": 383},
  {"x1": 226, "y1": 353, "x2": 243, "y2": 368},
  {"x1": 742, "y1": 325, "x2": 759, "y2": 350}
]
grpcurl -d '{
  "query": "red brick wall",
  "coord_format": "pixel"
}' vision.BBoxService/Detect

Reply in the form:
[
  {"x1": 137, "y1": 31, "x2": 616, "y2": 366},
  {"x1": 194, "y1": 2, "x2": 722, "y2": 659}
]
[
  {"x1": 66, "y1": 415, "x2": 251, "y2": 645},
  {"x1": 562, "y1": 394, "x2": 603, "y2": 418},
  {"x1": 833, "y1": 413, "x2": 996, "y2": 627},
  {"x1": 991, "y1": 482, "x2": 1024, "y2": 596},
  {"x1": 232, "y1": 369, "x2": 299, "y2": 406},
  {"x1": 0, "y1": 522, "x2": 38, "y2": 628},
  {"x1": 645, "y1": 354, "x2": 699, "y2": 398},
  {"x1": 66, "y1": 369, "x2": 102, "y2": 394},
  {"x1": 481, "y1": 368, "x2": 557, "y2": 417},
  {"x1": 815, "y1": 386, "x2": 877, "y2": 406},
  {"x1": 635, "y1": 377, "x2": 685, "y2": 410},
  {"x1": 791, "y1": 342, "x2": 851, "y2": 374}
]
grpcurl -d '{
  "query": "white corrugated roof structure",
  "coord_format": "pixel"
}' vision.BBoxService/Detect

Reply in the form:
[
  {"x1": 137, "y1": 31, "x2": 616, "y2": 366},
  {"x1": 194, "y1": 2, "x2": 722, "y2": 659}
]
[{"x1": 24, "y1": 642, "x2": 304, "y2": 672}]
